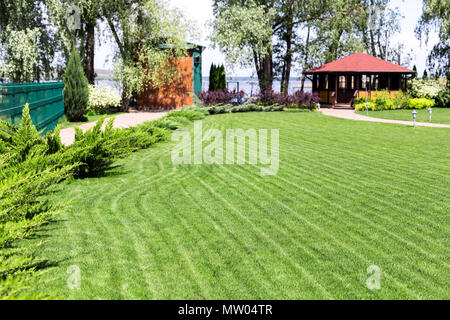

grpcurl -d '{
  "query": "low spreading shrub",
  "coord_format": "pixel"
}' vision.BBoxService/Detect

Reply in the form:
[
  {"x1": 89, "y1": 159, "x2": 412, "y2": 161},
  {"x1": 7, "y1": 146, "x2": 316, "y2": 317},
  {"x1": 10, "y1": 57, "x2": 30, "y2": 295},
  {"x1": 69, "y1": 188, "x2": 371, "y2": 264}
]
[
  {"x1": 204, "y1": 99, "x2": 284, "y2": 115},
  {"x1": 255, "y1": 89, "x2": 319, "y2": 110},
  {"x1": 0, "y1": 105, "x2": 78, "y2": 299},
  {"x1": 88, "y1": 85, "x2": 121, "y2": 114},
  {"x1": 407, "y1": 98, "x2": 435, "y2": 110},
  {"x1": 152, "y1": 117, "x2": 191, "y2": 130},
  {"x1": 197, "y1": 89, "x2": 245, "y2": 106},
  {"x1": 166, "y1": 108, "x2": 208, "y2": 121},
  {"x1": 355, "y1": 102, "x2": 376, "y2": 111}
]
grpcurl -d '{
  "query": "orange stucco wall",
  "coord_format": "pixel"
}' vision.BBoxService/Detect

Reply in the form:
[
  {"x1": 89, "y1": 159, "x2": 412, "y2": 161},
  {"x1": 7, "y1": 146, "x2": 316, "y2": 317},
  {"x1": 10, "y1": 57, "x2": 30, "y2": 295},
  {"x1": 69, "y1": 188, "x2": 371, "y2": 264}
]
[{"x1": 137, "y1": 56, "x2": 193, "y2": 109}]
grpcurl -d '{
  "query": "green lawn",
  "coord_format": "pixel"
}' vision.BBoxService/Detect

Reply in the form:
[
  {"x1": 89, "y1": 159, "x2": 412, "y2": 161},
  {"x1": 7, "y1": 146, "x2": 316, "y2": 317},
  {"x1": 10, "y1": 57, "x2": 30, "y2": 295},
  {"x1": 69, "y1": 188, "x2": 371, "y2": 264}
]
[
  {"x1": 33, "y1": 112, "x2": 449, "y2": 299},
  {"x1": 58, "y1": 111, "x2": 126, "y2": 129},
  {"x1": 357, "y1": 108, "x2": 450, "y2": 125}
]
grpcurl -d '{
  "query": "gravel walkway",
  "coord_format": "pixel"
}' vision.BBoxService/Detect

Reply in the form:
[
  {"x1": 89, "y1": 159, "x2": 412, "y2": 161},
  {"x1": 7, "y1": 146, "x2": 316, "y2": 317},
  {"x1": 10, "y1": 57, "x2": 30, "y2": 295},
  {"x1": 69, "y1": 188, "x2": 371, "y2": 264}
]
[
  {"x1": 320, "y1": 109, "x2": 450, "y2": 128},
  {"x1": 60, "y1": 111, "x2": 167, "y2": 146}
]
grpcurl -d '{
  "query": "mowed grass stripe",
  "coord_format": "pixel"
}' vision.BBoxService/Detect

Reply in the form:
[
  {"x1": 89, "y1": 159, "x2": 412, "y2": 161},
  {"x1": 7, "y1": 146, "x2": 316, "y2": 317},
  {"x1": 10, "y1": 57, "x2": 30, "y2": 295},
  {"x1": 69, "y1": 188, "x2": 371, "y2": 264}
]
[
  {"x1": 279, "y1": 148, "x2": 448, "y2": 246},
  {"x1": 215, "y1": 163, "x2": 424, "y2": 299},
  {"x1": 195, "y1": 176, "x2": 335, "y2": 299},
  {"x1": 207, "y1": 113, "x2": 446, "y2": 298},
  {"x1": 203, "y1": 166, "x2": 371, "y2": 299},
  {"x1": 178, "y1": 183, "x2": 285, "y2": 299},
  {"x1": 247, "y1": 114, "x2": 450, "y2": 188},
  {"x1": 209, "y1": 115, "x2": 447, "y2": 254},
  {"x1": 223, "y1": 163, "x2": 447, "y2": 297},
  {"x1": 31, "y1": 112, "x2": 449, "y2": 299},
  {"x1": 248, "y1": 113, "x2": 450, "y2": 178}
]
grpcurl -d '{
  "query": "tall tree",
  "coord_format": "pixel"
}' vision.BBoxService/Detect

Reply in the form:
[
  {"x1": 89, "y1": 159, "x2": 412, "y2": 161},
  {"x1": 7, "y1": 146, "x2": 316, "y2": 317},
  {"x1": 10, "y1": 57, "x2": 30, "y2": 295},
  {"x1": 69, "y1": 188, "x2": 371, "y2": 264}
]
[
  {"x1": 412, "y1": 65, "x2": 418, "y2": 79},
  {"x1": 212, "y1": 0, "x2": 328, "y2": 91},
  {"x1": 47, "y1": 0, "x2": 102, "y2": 84},
  {"x1": 416, "y1": 0, "x2": 450, "y2": 75},
  {"x1": 211, "y1": 1, "x2": 275, "y2": 90},
  {"x1": 0, "y1": 0, "x2": 58, "y2": 82},
  {"x1": 102, "y1": 0, "x2": 192, "y2": 110}
]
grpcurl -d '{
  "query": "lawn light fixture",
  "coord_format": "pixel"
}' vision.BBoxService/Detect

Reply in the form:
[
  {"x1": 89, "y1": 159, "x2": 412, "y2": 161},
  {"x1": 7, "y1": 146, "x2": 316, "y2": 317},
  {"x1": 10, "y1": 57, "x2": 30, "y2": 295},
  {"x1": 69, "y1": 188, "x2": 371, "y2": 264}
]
[
  {"x1": 412, "y1": 110, "x2": 417, "y2": 128},
  {"x1": 317, "y1": 102, "x2": 321, "y2": 114},
  {"x1": 428, "y1": 107, "x2": 432, "y2": 122},
  {"x1": 366, "y1": 102, "x2": 370, "y2": 115}
]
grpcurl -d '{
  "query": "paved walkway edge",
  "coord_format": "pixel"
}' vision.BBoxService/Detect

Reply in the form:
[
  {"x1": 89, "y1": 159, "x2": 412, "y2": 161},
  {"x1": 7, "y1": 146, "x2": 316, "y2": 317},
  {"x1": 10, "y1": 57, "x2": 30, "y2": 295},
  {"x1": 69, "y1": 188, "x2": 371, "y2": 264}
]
[
  {"x1": 320, "y1": 109, "x2": 450, "y2": 128},
  {"x1": 60, "y1": 112, "x2": 167, "y2": 146}
]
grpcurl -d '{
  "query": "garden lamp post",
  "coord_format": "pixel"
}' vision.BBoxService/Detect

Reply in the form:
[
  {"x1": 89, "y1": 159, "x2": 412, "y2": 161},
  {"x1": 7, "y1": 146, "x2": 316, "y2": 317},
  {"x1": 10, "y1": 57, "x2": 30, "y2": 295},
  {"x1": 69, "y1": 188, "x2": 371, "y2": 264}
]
[
  {"x1": 428, "y1": 107, "x2": 432, "y2": 122},
  {"x1": 317, "y1": 102, "x2": 321, "y2": 115},
  {"x1": 365, "y1": 77, "x2": 370, "y2": 115},
  {"x1": 412, "y1": 110, "x2": 417, "y2": 128}
]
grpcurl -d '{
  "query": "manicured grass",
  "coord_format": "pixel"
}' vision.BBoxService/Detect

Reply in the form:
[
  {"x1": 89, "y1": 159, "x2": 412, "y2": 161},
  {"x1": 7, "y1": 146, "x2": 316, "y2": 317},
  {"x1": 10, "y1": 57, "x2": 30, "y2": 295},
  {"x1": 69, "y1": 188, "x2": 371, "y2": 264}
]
[
  {"x1": 58, "y1": 111, "x2": 126, "y2": 129},
  {"x1": 357, "y1": 108, "x2": 450, "y2": 124},
  {"x1": 32, "y1": 112, "x2": 449, "y2": 299}
]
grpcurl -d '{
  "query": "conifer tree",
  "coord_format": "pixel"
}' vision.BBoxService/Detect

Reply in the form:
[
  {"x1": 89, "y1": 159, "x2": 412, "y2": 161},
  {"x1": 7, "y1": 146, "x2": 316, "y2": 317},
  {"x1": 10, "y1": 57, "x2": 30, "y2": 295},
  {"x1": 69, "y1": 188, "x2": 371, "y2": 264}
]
[
  {"x1": 63, "y1": 47, "x2": 89, "y2": 122},
  {"x1": 218, "y1": 65, "x2": 227, "y2": 90},
  {"x1": 209, "y1": 64, "x2": 216, "y2": 91}
]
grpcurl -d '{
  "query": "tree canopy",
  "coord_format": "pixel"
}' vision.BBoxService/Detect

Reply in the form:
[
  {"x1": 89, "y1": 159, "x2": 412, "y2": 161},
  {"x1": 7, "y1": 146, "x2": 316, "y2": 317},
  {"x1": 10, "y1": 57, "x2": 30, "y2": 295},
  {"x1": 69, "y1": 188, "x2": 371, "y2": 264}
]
[{"x1": 416, "y1": 0, "x2": 450, "y2": 76}]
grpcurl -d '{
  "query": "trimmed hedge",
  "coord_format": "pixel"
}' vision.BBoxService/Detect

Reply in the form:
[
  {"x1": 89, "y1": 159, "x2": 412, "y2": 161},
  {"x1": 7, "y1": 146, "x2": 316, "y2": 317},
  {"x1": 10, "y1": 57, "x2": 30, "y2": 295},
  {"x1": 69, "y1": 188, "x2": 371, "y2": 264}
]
[{"x1": 407, "y1": 98, "x2": 435, "y2": 110}]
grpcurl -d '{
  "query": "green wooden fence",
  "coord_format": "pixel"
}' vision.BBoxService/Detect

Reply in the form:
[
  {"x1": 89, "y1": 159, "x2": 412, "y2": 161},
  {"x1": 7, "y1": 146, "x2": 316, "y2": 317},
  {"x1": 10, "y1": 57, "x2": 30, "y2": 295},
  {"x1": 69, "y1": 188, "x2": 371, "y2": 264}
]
[{"x1": 0, "y1": 82, "x2": 64, "y2": 134}]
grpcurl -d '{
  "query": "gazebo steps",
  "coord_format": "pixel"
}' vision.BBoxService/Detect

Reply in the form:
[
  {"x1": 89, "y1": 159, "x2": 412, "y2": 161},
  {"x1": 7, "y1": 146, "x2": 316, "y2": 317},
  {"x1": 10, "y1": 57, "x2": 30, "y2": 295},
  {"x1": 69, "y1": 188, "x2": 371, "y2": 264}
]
[{"x1": 334, "y1": 104, "x2": 353, "y2": 109}]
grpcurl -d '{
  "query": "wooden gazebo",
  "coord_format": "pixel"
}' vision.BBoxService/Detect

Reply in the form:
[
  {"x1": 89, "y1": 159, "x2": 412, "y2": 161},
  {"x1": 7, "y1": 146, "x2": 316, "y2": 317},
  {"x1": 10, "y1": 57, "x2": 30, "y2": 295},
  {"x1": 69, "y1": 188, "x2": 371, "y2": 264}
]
[{"x1": 303, "y1": 52, "x2": 415, "y2": 108}]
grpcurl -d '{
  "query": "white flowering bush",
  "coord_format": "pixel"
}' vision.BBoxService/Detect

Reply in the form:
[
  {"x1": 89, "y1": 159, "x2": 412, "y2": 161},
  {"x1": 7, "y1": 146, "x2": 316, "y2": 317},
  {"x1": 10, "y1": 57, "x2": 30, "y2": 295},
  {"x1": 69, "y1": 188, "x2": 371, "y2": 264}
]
[
  {"x1": 5, "y1": 27, "x2": 40, "y2": 82},
  {"x1": 409, "y1": 79, "x2": 445, "y2": 99},
  {"x1": 88, "y1": 85, "x2": 121, "y2": 113}
]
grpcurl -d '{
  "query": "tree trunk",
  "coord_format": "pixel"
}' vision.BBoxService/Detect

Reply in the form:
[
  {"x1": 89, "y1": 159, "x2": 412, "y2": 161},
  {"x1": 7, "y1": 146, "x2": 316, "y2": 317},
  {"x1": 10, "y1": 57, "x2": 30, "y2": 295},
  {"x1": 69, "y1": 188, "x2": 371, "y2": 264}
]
[
  {"x1": 281, "y1": 0, "x2": 295, "y2": 93},
  {"x1": 121, "y1": 88, "x2": 131, "y2": 112},
  {"x1": 301, "y1": 22, "x2": 311, "y2": 92},
  {"x1": 254, "y1": 48, "x2": 273, "y2": 91},
  {"x1": 369, "y1": 0, "x2": 377, "y2": 57},
  {"x1": 261, "y1": 49, "x2": 273, "y2": 91},
  {"x1": 84, "y1": 22, "x2": 96, "y2": 85}
]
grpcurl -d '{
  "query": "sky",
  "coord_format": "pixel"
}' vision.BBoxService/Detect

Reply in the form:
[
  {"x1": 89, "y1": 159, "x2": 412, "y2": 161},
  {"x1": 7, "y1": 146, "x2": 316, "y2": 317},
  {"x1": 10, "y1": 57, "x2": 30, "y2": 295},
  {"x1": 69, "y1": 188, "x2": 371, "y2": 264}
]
[{"x1": 94, "y1": 0, "x2": 439, "y2": 77}]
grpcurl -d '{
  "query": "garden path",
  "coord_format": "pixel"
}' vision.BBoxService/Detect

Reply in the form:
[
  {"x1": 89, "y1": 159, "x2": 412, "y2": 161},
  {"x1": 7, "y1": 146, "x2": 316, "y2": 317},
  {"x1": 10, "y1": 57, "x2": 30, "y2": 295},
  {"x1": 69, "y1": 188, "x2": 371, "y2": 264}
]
[
  {"x1": 60, "y1": 111, "x2": 167, "y2": 146},
  {"x1": 321, "y1": 109, "x2": 450, "y2": 128}
]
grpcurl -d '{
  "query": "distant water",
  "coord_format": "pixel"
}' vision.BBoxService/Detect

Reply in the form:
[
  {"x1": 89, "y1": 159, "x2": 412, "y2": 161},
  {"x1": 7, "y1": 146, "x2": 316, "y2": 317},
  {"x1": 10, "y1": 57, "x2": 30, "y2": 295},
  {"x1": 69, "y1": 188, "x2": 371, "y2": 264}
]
[
  {"x1": 95, "y1": 80, "x2": 122, "y2": 94},
  {"x1": 96, "y1": 77, "x2": 312, "y2": 97},
  {"x1": 203, "y1": 77, "x2": 312, "y2": 96}
]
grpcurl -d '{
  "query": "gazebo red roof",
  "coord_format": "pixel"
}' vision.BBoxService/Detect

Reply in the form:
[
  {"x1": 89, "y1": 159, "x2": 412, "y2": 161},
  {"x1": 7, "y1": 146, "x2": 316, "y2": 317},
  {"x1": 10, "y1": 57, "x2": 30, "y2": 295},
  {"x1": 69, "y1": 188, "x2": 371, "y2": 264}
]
[{"x1": 305, "y1": 52, "x2": 415, "y2": 74}]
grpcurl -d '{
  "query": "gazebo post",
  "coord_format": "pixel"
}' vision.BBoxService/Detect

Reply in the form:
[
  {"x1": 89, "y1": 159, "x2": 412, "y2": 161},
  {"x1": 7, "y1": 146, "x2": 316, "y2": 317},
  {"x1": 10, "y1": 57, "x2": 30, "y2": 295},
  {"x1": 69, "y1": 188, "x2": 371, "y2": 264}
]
[
  {"x1": 388, "y1": 75, "x2": 391, "y2": 95},
  {"x1": 334, "y1": 74, "x2": 338, "y2": 108}
]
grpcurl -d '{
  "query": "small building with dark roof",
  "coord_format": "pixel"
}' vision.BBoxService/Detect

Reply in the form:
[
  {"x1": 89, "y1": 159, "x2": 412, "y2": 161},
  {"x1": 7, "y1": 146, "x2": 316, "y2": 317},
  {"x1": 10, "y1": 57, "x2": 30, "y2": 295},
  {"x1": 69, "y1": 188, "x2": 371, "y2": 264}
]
[{"x1": 303, "y1": 52, "x2": 415, "y2": 108}]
